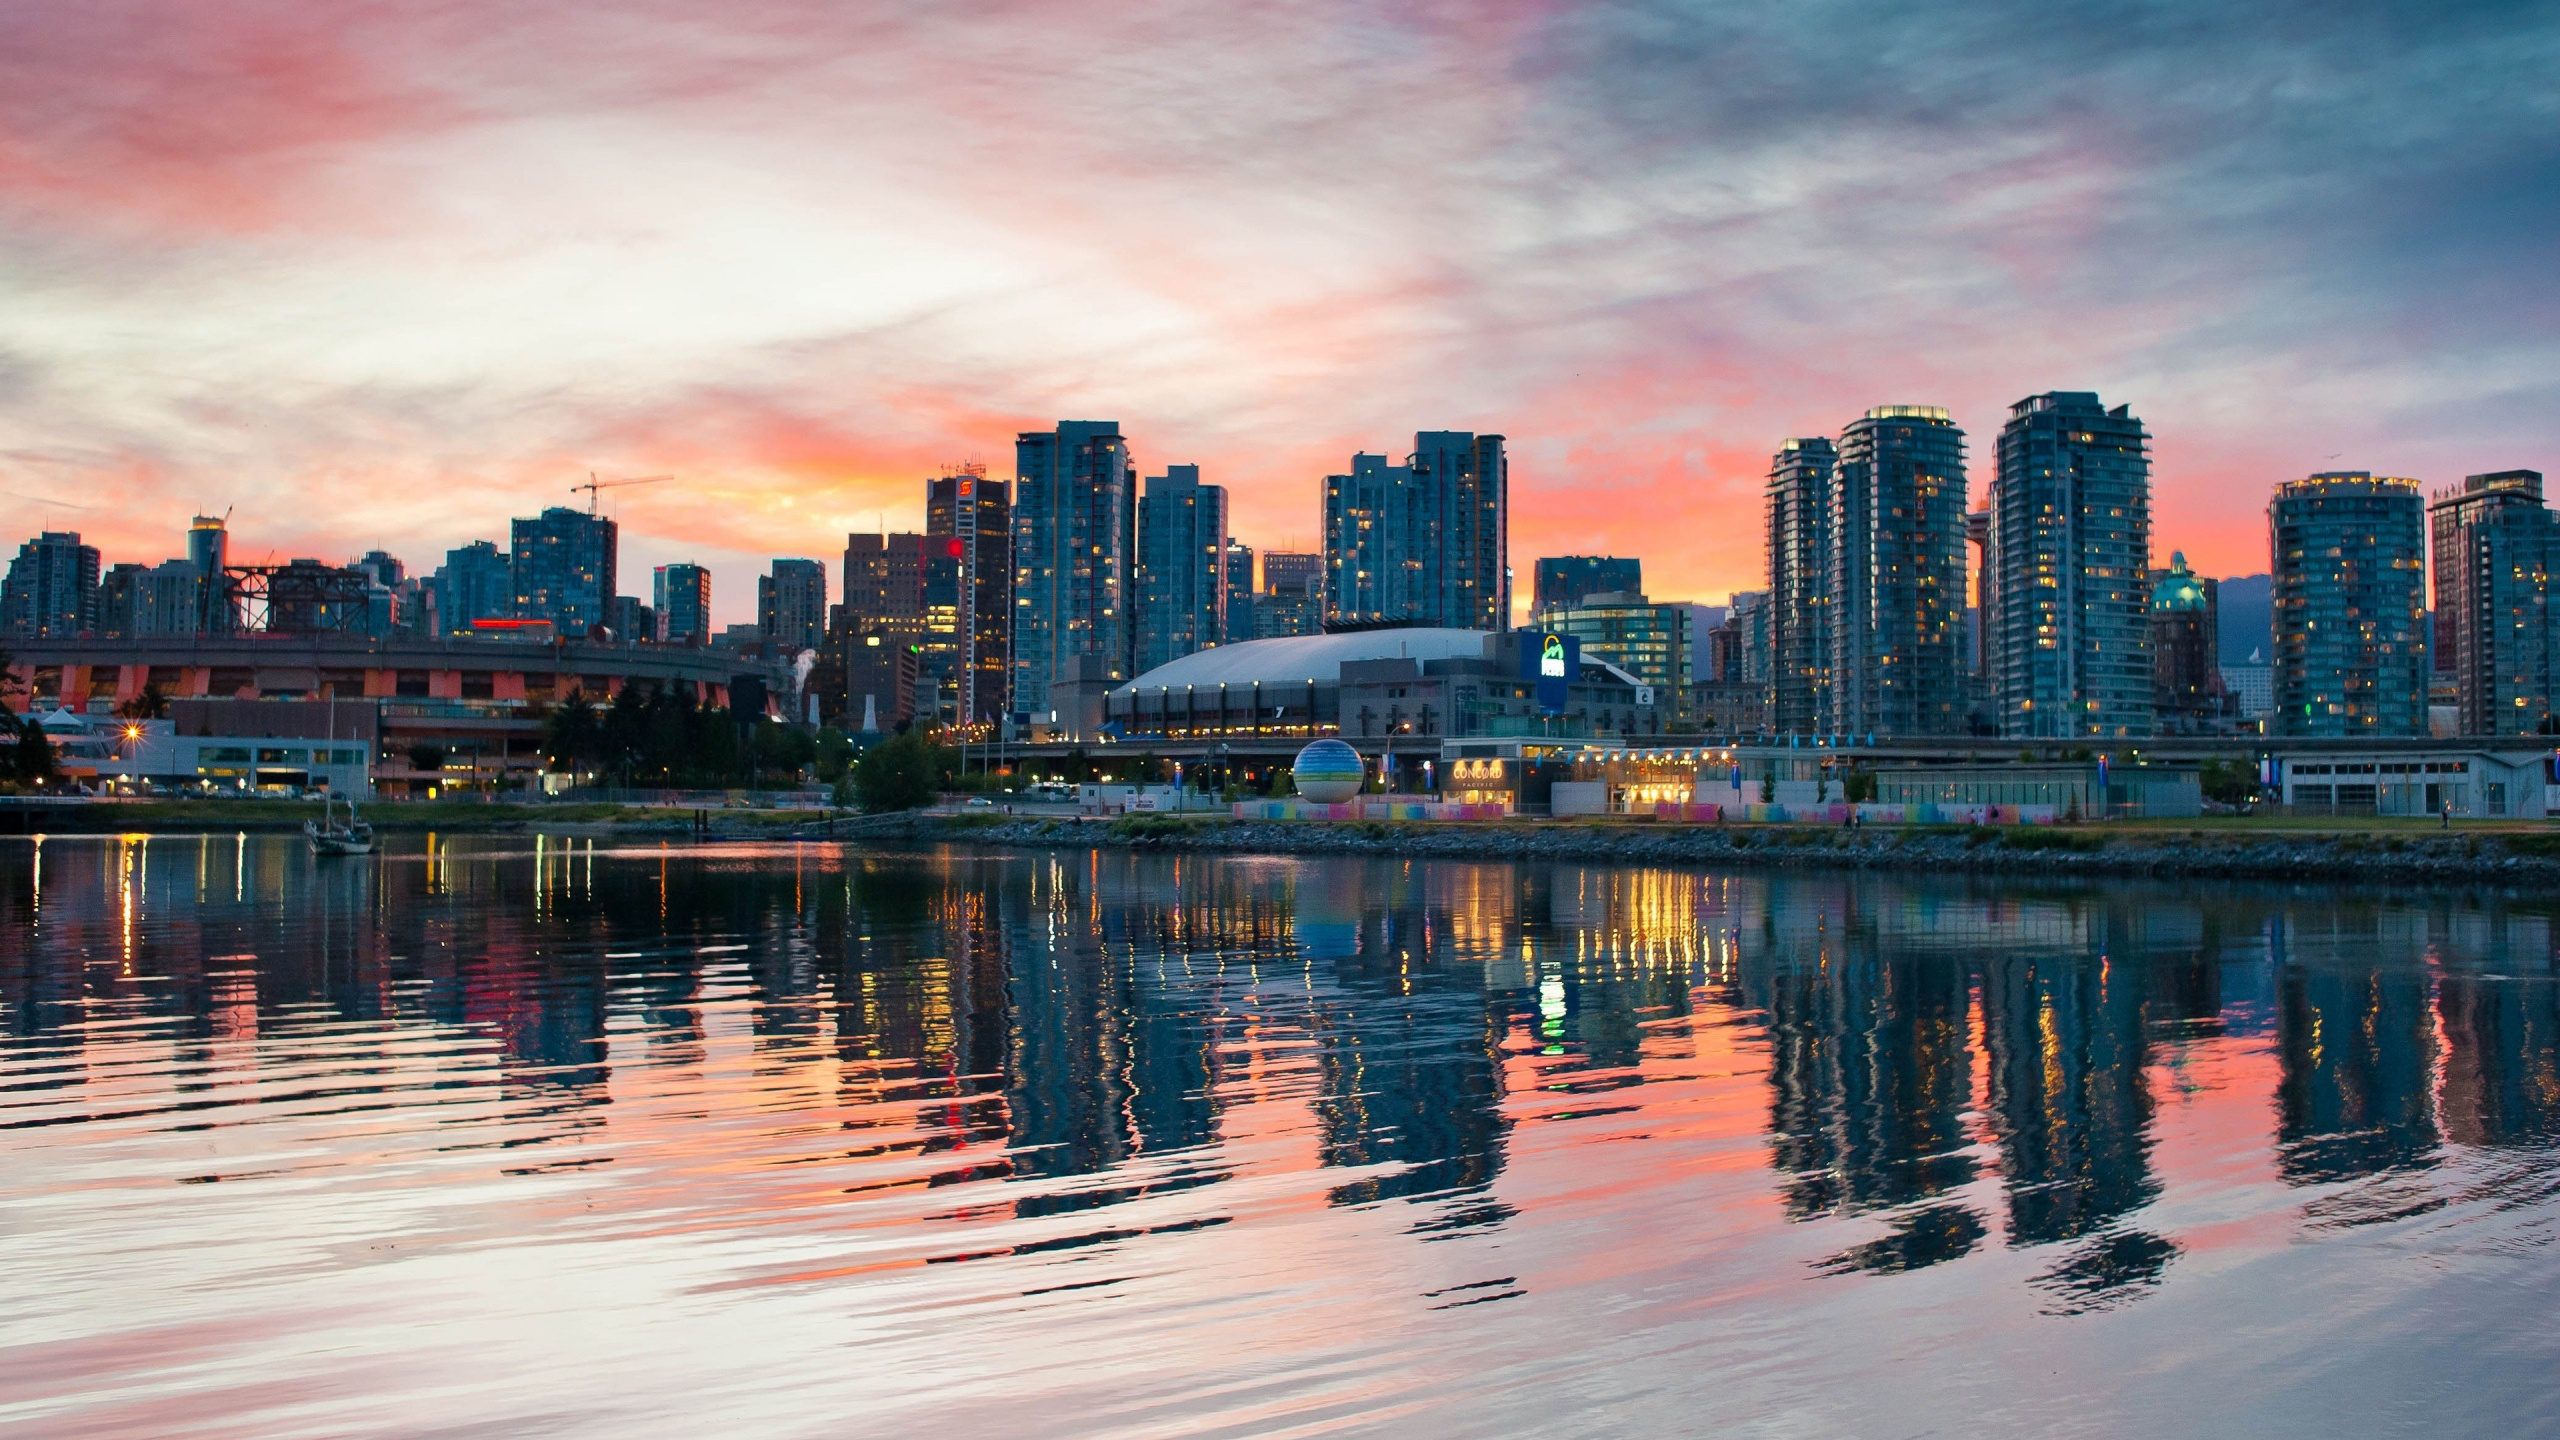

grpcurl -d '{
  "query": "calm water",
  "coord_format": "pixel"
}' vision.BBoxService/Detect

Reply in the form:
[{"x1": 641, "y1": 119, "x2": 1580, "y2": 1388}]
[{"x1": 7, "y1": 837, "x2": 2560, "y2": 1438}]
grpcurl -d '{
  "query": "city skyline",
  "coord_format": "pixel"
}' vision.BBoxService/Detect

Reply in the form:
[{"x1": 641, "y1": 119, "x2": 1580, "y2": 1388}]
[{"x1": 6, "y1": 4, "x2": 2556, "y2": 627}]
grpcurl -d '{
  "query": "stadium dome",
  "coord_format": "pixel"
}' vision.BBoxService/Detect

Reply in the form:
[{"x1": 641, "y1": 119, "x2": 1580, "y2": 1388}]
[
  {"x1": 1290, "y1": 739, "x2": 1367, "y2": 803},
  {"x1": 1111, "y1": 628, "x2": 1492, "y2": 694}
]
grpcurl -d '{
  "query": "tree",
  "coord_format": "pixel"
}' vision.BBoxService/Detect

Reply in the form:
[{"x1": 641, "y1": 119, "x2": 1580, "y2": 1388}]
[
  {"x1": 115, "y1": 682, "x2": 169, "y2": 720},
  {"x1": 813, "y1": 726, "x2": 854, "y2": 783},
  {"x1": 542, "y1": 691, "x2": 603, "y2": 773},
  {"x1": 851, "y1": 726, "x2": 944, "y2": 812}
]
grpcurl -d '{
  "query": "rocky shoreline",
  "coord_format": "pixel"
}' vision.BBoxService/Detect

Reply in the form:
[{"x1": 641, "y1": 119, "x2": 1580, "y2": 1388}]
[{"x1": 873, "y1": 813, "x2": 2560, "y2": 890}]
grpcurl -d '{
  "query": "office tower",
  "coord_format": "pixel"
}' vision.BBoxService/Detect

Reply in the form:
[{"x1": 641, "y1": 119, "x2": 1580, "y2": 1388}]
[
  {"x1": 2148, "y1": 553, "x2": 2226, "y2": 733},
  {"x1": 1414, "y1": 431, "x2": 1508, "y2": 630},
  {"x1": 926, "y1": 467, "x2": 1012, "y2": 725},
  {"x1": 1542, "y1": 591, "x2": 1691, "y2": 691},
  {"x1": 510, "y1": 507, "x2": 618, "y2": 636},
  {"x1": 1324, "y1": 451, "x2": 1419, "y2": 624},
  {"x1": 652, "y1": 563, "x2": 712, "y2": 646},
  {"x1": 133, "y1": 559, "x2": 207, "y2": 637},
  {"x1": 2268, "y1": 472, "x2": 2429, "y2": 737},
  {"x1": 844, "y1": 533, "x2": 930, "y2": 636},
  {"x1": 1135, "y1": 464, "x2": 1228, "y2": 674},
  {"x1": 1011, "y1": 420, "x2": 1132, "y2": 714},
  {"x1": 1765, "y1": 437, "x2": 1835, "y2": 734},
  {"x1": 1986, "y1": 392, "x2": 2154, "y2": 738},
  {"x1": 1257, "y1": 550, "x2": 1323, "y2": 638},
  {"x1": 606, "y1": 595, "x2": 654, "y2": 647},
  {"x1": 356, "y1": 550, "x2": 404, "y2": 587},
  {"x1": 1534, "y1": 557, "x2": 1643, "y2": 615},
  {"x1": 96, "y1": 563, "x2": 145, "y2": 638},
  {"x1": 433, "y1": 541, "x2": 514, "y2": 634},
  {"x1": 2429, "y1": 469, "x2": 2554, "y2": 735},
  {"x1": 1, "y1": 531, "x2": 100, "y2": 639},
  {"x1": 1828, "y1": 405, "x2": 1968, "y2": 735},
  {"x1": 1223, "y1": 541, "x2": 1256, "y2": 643},
  {"x1": 758, "y1": 558, "x2": 829, "y2": 654},
  {"x1": 188, "y1": 514, "x2": 233, "y2": 634},
  {"x1": 1729, "y1": 590, "x2": 1770, "y2": 684},
  {"x1": 1321, "y1": 433, "x2": 1508, "y2": 630}
]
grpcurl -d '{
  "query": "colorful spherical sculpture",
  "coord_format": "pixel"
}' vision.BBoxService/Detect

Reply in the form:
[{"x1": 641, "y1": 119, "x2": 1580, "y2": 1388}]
[{"x1": 1290, "y1": 739, "x2": 1366, "y2": 804}]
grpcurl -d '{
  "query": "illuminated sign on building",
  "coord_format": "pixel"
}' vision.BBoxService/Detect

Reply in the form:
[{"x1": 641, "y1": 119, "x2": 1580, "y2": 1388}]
[{"x1": 1518, "y1": 630, "x2": 1580, "y2": 714}]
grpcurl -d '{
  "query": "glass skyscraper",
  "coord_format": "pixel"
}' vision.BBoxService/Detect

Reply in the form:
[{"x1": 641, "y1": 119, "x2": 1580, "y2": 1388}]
[
  {"x1": 2428, "y1": 469, "x2": 2552, "y2": 736},
  {"x1": 652, "y1": 563, "x2": 711, "y2": 646},
  {"x1": 1011, "y1": 420, "x2": 1132, "y2": 714},
  {"x1": 2269, "y1": 472, "x2": 2429, "y2": 737},
  {"x1": 510, "y1": 507, "x2": 617, "y2": 637},
  {"x1": 1321, "y1": 433, "x2": 1508, "y2": 631},
  {"x1": 1828, "y1": 406, "x2": 1968, "y2": 735},
  {"x1": 926, "y1": 467, "x2": 1012, "y2": 726},
  {"x1": 1986, "y1": 392, "x2": 2153, "y2": 738},
  {"x1": 1134, "y1": 464, "x2": 1228, "y2": 674},
  {"x1": 1764, "y1": 437, "x2": 1835, "y2": 735},
  {"x1": 758, "y1": 558, "x2": 829, "y2": 654},
  {"x1": 0, "y1": 531, "x2": 99, "y2": 639},
  {"x1": 1533, "y1": 556, "x2": 1641, "y2": 615}
]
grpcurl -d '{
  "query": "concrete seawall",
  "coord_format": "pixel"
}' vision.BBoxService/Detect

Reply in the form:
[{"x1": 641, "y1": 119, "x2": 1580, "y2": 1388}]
[{"x1": 880, "y1": 814, "x2": 2560, "y2": 890}]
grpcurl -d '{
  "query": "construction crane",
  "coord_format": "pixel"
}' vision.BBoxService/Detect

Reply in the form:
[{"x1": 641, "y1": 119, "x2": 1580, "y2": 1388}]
[{"x1": 570, "y1": 472, "x2": 673, "y2": 513}]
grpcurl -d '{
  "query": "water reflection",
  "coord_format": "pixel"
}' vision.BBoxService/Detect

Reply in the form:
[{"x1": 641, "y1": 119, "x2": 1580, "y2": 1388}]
[{"x1": 9, "y1": 837, "x2": 2560, "y2": 1434}]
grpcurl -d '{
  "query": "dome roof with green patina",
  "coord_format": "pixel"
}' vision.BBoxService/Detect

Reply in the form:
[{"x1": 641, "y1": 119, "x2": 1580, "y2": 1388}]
[{"x1": 2150, "y1": 552, "x2": 2208, "y2": 612}]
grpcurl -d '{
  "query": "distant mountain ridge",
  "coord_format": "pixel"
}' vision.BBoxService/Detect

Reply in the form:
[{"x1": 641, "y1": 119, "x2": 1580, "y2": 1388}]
[{"x1": 2216, "y1": 573, "x2": 2270, "y2": 663}]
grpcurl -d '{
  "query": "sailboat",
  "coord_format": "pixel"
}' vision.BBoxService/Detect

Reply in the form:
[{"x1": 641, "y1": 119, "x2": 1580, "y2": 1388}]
[{"x1": 307, "y1": 793, "x2": 375, "y2": 855}]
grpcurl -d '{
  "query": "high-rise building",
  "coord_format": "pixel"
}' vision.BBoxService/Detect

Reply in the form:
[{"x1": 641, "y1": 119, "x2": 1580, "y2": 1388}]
[
  {"x1": 2148, "y1": 553, "x2": 2227, "y2": 733},
  {"x1": 1324, "y1": 452, "x2": 1419, "y2": 625},
  {"x1": 1, "y1": 531, "x2": 100, "y2": 639},
  {"x1": 606, "y1": 596, "x2": 654, "y2": 648},
  {"x1": 652, "y1": 563, "x2": 712, "y2": 646},
  {"x1": 1321, "y1": 434, "x2": 1508, "y2": 631},
  {"x1": 1986, "y1": 392, "x2": 2153, "y2": 738},
  {"x1": 1257, "y1": 550, "x2": 1323, "y2": 639},
  {"x1": 1135, "y1": 464, "x2": 1228, "y2": 674},
  {"x1": 1011, "y1": 421, "x2": 1132, "y2": 715},
  {"x1": 925, "y1": 468, "x2": 1012, "y2": 725},
  {"x1": 1828, "y1": 406, "x2": 1968, "y2": 735},
  {"x1": 433, "y1": 541, "x2": 514, "y2": 634},
  {"x1": 510, "y1": 507, "x2": 617, "y2": 636},
  {"x1": 844, "y1": 533, "x2": 930, "y2": 638},
  {"x1": 1223, "y1": 541, "x2": 1256, "y2": 644},
  {"x1": 1729, "y1": 589, "x2": 1770, "y2": 686},
  {"x1": 96, "y1": 563, "x2": 146, "y2": 639},
  {"x1": 2429, "y1": 469, "x2": 2554, "y2": 736},
  {"x1": 1414, "y1": 431, "x2": 1508, "y2": 631},
  {"x1": 2268, "y1": 472, "x2": 2429, "y2": 737},
  {"x1": 758, "y1": 558, "x2": 829, "y2": 655},
  {"x1": 1534, "y1": 557, "x2": 1643, "y2": 615},
  {"x1": 1764, "y1": 438, "x2": 1835, "y2": 735},
  {"x1": 188, "y1": 515, "x2": 233, "y2": 634}
]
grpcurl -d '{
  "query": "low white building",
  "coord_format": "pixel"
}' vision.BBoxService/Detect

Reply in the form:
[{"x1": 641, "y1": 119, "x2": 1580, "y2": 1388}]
[
  {"x1": 86, "y1": 716, "x2": 377, "y2": 798},
  {"x1": 2272, "y1": 748, "x2": 2547, "y2": 819}
]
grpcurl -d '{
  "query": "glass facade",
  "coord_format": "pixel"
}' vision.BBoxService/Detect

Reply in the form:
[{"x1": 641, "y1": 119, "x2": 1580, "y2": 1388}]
[
  {"x1": 1765, "y1": 437, "x2": 1835, "y2": 735},
  {"x1": 925, "y1": 468, "x2": 1012, "y2": 725},
  {"x1": 2268, "y1": 473, "x2": 2429, "y2": 737},
  {"x1": 1323, "y1": 434, "x2": 1508, "y2": 631},
  {"x1": 2428, "y1": 469, "x2": 2551, "y2": 736},
  {"x1": 1986, "y1": 392, "x2": 2153, "y2": 738},
  {"x1": 1829, "y1": 406, "x2": 1968, "y2": 735},
  {"x1": 1543, "y1": 595, "x2": 1691, "y2": 691},
  {"x1": 1134, "y1": 464, "x2": 1229, "y2": 674},
  {"x1": 651, "y1": 563, "x2": 711, "y2": 646},
  {"x1": 1534, "y1": 556, "x2": 1641, "y2": 614},
  {"x1": 1012, "y1": 421, "x2": 1132, "y2": 714}
]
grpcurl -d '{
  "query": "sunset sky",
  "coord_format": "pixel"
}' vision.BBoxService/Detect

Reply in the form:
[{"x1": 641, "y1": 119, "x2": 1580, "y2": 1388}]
[{"x1": 5, "y1": 0, "x2": 2556, "y2": 624}]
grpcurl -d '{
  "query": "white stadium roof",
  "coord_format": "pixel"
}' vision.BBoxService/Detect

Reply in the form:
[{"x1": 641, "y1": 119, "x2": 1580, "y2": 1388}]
[{"x1": 1112, "y1": 629, "x2": 1493, "y2": 694}]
